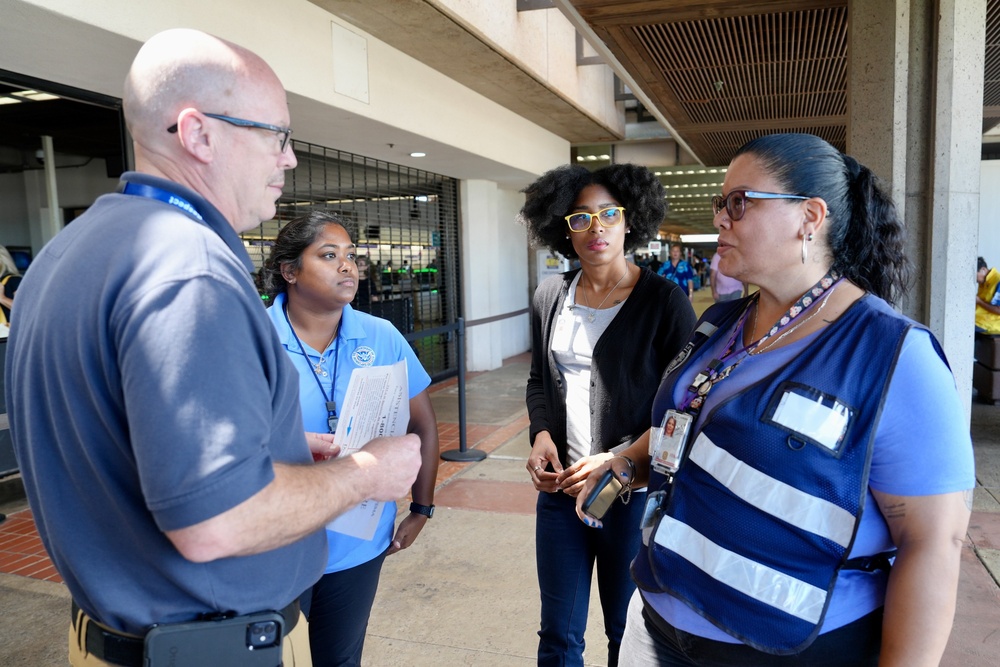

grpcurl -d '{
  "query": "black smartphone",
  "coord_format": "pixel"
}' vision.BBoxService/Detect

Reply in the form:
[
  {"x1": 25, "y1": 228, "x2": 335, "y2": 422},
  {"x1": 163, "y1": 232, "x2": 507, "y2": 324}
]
[
  {"x1": 581, "y1": 469, "x2": 623, "y2": 520},
  {"x1": 144, "y1": 610, "x2": 284, "y2": 667}
]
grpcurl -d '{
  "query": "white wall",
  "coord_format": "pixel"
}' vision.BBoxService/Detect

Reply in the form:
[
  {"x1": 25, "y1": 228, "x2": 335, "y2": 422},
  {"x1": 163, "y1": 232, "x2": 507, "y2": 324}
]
[
  {"x1": 979, "y1": 160, "x2": 1000, "y2": 263},
  {"x1": 434, "y1": 0, "x2": 622, "y2": 137},
  {"x1": 1, "y1": 159, "x2": 118, "y2": 256},
  {"x1": 460, "y1": 181, "x2": 531, "y2": 370},
  {"x1": 0, "y1": 173, "x2": 32, "y2": 245},
  {"x1": 497, "y1": 187, "x2": 530, "y2": 360}
]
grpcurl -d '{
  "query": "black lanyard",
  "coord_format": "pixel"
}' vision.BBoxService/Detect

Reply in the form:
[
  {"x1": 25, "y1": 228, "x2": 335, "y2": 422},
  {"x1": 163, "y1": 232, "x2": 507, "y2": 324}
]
[{"x1": 283, "y1": 303, "x2": 341, "y2": 433}]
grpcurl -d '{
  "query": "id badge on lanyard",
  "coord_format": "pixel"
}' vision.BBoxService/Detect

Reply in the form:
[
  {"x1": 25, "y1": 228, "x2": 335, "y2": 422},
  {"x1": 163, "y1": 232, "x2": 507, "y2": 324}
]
[{"x1": 649, "y1": 409, "x2": 694, "y2": 475}]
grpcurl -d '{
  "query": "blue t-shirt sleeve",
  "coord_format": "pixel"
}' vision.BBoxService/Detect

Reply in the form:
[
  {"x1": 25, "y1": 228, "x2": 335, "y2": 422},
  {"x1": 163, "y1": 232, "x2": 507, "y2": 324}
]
[
  {"x1": 125, "y1": 275, "x2": 283, "y2": 531},
  {"x1": 868, "y1": 328, "x2": 975, "y2": 495},
  {"x1": 399, "y1": 336, "x2": 431, "y2": 398}
]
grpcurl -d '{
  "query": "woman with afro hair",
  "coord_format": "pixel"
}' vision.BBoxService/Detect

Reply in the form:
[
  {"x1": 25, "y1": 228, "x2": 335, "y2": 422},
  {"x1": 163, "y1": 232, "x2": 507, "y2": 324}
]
[{"x1": 520, "y1": 163, "x2": 697, "y2": 666}]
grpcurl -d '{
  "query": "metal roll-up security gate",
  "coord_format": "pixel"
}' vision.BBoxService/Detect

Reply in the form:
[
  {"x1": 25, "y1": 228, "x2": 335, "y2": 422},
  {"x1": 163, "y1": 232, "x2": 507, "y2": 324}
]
[{"x1": 241, "y1": 141, "x2": 462, "y2": 380}]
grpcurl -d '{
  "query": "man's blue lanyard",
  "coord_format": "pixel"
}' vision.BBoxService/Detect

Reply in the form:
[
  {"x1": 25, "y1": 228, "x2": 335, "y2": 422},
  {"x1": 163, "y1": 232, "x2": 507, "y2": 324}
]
[{"x1": 120, "y1": 182, "x2": 204, "y2": 222}]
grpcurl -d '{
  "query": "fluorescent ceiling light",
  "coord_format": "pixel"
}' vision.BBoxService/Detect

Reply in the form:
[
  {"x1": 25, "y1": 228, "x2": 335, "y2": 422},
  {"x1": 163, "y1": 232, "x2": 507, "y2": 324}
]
[
  {"x1": 680, "y1": 234, "x2": 719, "y2": 244},
  {"x1": 14, "y1": 90, "x2": 59, "y2": 101}
]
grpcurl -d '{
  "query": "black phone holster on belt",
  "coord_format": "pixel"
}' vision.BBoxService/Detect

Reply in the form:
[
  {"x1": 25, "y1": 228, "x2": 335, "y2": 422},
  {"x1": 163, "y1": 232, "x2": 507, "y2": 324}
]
[{"x1": 72, "y1": 599, "x2": 299, "y2": 667}]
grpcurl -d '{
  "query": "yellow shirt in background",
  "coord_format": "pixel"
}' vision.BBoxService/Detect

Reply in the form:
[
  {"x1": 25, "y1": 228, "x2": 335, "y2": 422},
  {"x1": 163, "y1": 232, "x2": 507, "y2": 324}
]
[{"x1": 976, "y1": 267, "x2": 1000, "y2": 334}]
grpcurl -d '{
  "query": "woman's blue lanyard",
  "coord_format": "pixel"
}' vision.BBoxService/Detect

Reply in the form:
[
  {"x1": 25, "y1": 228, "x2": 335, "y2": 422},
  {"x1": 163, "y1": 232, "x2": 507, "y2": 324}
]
[
  {"x1": 679, "y1": 271, "x2": 842, "y2": 417},
  {"x1": 283, "y1": 303, "x2": 341, "y2": 434},
  {"x1": 119, "y1": 182, "x2": 204, "y2": 221}
]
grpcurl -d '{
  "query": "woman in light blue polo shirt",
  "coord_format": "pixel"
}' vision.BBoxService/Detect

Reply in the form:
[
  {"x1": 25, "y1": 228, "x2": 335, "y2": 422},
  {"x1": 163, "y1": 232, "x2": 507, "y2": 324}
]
[{"x1": 258, "y1": 211, "x2": 439, "y2": 667}]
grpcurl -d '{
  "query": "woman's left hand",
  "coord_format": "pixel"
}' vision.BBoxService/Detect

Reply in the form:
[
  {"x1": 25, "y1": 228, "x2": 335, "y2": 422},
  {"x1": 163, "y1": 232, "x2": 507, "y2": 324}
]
[
  {"x1": 557, "y1": 452, "x2": 615, "y2": 497},
  {"x1": 305, "y1": 432, "x2": 340, "y2": 461},
  {"x1": 387, "y1": 511, "x2": 428, "y2": 555}
]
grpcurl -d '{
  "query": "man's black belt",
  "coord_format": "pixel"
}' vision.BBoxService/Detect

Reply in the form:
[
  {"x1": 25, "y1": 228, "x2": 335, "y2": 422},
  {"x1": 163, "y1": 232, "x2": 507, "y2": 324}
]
[{"x1": 71, "y1": 598, "x2": 300, "y2": 667}]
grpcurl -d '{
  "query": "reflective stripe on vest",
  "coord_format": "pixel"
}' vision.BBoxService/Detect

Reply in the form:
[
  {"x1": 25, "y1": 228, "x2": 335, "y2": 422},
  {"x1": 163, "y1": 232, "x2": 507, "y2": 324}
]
[
  {"x1": 653, "y1": 514, "x2": 827, "y2": 624},
  {"x1": 688, "y1": 432, "x2": 856, "y2": 548}
]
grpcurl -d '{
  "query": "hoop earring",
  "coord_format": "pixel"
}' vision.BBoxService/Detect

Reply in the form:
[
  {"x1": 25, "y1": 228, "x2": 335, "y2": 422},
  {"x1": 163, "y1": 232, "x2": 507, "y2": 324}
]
[{"x1": 801, "y1": 233, "x2": 814, "y2": 264}]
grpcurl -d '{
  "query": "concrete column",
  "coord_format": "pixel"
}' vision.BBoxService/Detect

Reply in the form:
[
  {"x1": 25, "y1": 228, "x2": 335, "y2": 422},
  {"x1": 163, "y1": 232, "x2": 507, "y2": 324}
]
[
  {"x1": 39, "y1": 136, "x2": 62, "y2": 245},
  {"x1": 460, "y1": 179, "x2": 503, "y2": 371},
  {"x1": 846, "y1": 0, "x2": 910, "y2": 216},
  {"x1": 899, "y1": 2, "x2": 935, "y2": 327},
  {"x1": 849, "y1": 0, "x2": 985, "y2": 420},
  {"x1": 928, "y1": 0, "x2": 986, "y2": 418},
  {"x1": 846, "y1": 0, "x2": 931, "y2": 319}
]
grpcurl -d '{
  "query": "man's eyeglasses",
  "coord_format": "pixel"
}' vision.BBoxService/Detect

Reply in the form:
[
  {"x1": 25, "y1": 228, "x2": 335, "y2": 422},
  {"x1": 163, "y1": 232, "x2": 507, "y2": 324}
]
[
  {"x1": 711, "y1": 190, "x2": 809, "y2": 221},
  {"x1": 565, "y1": 206, "x2": 626, "y2": 233},
  {"x1": 167, "y1": 113, "x2": 293, "y2": 153}
]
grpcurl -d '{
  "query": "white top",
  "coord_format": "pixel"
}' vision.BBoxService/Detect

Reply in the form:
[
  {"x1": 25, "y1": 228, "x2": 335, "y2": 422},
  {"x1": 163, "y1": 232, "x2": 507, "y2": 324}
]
[{"x1": 551, "y1": 271, "x2": 626, "y2": 463}]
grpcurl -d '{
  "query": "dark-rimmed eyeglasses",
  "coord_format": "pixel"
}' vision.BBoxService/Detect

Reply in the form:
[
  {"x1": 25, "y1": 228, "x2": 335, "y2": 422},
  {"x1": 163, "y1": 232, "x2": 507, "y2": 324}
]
[
  {"x1": 167, "y1": 113, "x2": 292, "y2": 153},
  {"x1": 711, "y1": 190, "x2": 809, "y2": 221},
  {"x1": 564, "y1": 206, "x2": 626, "y2": 232}
]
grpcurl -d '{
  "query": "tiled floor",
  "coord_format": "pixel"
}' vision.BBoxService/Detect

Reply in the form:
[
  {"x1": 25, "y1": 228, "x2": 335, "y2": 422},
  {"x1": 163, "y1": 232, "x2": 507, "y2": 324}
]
[{"x1": 0, "y1": 509, "x2": 61, "y2": 583}]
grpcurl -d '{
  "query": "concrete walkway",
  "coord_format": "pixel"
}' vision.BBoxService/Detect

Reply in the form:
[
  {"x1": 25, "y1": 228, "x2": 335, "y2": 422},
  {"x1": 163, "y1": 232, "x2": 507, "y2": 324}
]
[{"x1": 3, "y1": 320, "x2": 1000, "y2": 665}]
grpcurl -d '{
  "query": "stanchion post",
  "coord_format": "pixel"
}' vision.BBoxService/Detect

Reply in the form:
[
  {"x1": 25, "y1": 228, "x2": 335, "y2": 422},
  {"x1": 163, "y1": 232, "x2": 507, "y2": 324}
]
[{"x1": 441, "y1": 317, "x2": 486, "y2": 461}]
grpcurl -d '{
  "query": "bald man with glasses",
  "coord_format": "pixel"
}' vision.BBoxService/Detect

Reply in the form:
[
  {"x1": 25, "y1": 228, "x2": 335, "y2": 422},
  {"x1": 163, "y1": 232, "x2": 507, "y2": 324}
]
[{"x1": 4, "y1": 29, "x2": 421, "y2": 667}]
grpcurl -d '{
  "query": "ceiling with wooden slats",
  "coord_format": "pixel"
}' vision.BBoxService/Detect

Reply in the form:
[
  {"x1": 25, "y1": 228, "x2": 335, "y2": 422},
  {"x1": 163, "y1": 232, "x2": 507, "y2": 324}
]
[
  {"x1": 983, "y1": 0, "x2": 1000, "y2": 129},
  {"x1": 566, "y1": 0, "x2": 849, "y2": 167},
  {"x1": 565, "y1": 0, "x2": 1000, "y2": 235}
]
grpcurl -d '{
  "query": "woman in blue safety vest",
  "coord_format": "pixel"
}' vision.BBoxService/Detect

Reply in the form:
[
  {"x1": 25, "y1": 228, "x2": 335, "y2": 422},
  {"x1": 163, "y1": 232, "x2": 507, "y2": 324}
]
[
  {"x1": 258, "y1": 211, "x2": 439, "y2": 667},
  {"x1": 574, "y1": 134, "x2": 974, "y2": 666}
]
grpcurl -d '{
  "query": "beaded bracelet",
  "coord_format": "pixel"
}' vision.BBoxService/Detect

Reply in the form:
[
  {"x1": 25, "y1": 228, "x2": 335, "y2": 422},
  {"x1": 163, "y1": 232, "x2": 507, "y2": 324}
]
[{"x1": 611, "y1": 455, "x2": 636, "y2": 505}]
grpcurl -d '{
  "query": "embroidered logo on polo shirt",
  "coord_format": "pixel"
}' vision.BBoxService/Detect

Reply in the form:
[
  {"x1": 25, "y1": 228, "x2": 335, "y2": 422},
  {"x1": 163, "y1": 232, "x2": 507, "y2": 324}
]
[{"x1": 352, "y1": 346, "x2": 376, "y2": 366}]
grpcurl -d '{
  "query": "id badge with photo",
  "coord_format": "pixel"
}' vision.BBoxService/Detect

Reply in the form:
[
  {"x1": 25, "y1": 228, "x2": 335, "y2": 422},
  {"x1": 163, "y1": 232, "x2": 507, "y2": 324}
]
[{"x1": 650, "y1": 410, "x2": 693, "y2": 475}]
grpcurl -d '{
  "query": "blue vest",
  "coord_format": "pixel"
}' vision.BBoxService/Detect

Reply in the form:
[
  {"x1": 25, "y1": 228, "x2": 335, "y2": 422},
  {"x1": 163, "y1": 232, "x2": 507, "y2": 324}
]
[{"x1": 634, "y1": 295, "x2": 941, "y2": 655}]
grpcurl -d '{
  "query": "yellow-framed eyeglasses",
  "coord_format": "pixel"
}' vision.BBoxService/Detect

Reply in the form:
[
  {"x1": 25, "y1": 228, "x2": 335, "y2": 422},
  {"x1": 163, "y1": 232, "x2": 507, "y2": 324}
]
[{"x1": 564, "y1": 206, "x2": 626, "y2": 233}]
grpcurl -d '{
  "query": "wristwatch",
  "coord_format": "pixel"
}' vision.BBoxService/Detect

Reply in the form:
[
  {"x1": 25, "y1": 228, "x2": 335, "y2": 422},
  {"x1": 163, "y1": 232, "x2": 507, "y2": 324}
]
[{"x1": 409, "y1": 502, "x2": 435, "y2": 518}]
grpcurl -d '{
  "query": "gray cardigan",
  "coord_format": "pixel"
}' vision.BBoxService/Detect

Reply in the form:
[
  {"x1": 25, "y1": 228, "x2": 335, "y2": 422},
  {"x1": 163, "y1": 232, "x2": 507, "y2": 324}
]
[{"x1": 526, "y1": 267, "x2": 697, "y2": 467}]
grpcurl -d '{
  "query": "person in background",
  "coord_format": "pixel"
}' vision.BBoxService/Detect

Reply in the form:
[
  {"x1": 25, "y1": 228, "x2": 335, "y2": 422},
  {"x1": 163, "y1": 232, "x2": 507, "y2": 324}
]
[
  {"x1": 5, "y1": 29, "x2": 421, "y2": 666},
  {"x1": 258, "y1": 211, "x2": 439, "y2": 667},
  {"x1": 576, "y1": 133, "x2": 973, "y2": 666},
  {"x1": 710, "y1": 250, "x2": 744, "y2": 302},
  {"x1": 0, "y1": 245, "x2": 22, "y2": 326},
  {"x1": 519, "y1": 163, "x2": 697, "y2": 667},
  {"x1": 658, "y1": 243, "x2": 695, "y2": 300},
  {"x1": 353, "y1": 254, "x2": 379, "y2": 313},
  {"x1": 976, "y1": 256, "x2": 1000, "y2": 333}
]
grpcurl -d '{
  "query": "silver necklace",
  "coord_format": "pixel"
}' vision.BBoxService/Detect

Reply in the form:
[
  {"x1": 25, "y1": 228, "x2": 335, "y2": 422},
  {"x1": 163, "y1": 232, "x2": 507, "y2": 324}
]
[
  {"x1": 310, "y1": 329, "x2": 340, "y2": 376},
  {"x1": 581, "y1": 266, "x2": 629, "y2": 323}
]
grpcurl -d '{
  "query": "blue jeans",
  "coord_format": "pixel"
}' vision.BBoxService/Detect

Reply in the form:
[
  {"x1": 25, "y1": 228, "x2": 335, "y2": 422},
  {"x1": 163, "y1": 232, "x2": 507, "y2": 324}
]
[
  {"x1": 620, "y1": 590, "x2": 882, "y2": 666},
  {"x1": 536, "y1": 489, "x2": 645, "y2": 667}
]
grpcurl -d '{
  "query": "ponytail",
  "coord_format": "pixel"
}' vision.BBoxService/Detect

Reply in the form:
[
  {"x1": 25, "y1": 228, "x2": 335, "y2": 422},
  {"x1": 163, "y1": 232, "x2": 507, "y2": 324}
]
[{"x1": 832, "y1": 156, "x2": 910, "y2": 304}]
